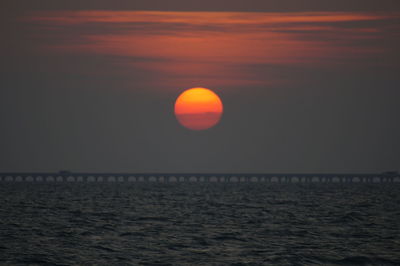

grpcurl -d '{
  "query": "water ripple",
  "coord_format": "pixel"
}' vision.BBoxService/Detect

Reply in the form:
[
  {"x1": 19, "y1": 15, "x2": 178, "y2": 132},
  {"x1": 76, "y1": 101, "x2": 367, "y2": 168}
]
[{"x1": 0, "y1": 183, "x2": 399, "y2": 265}]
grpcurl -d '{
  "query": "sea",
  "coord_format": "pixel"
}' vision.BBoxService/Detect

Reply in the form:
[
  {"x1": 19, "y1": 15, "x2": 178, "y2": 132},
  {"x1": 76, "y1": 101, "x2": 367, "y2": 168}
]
[{"x1": 0, "y1": 183, "x2": 399, "y2": 265}]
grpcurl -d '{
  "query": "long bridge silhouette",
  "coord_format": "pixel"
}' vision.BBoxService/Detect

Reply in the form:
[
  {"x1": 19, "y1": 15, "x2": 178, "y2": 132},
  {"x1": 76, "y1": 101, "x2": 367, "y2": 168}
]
[{"x1": 0, "y1": 171, "x2": 399, "y2": 183}]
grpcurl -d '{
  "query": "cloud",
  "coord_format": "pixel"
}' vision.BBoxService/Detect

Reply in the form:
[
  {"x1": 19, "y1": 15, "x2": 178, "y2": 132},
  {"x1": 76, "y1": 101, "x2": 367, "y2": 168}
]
[
  {"x1": 3, "y1": 0, "x2": 400, "y2": 12},
  {"x1": 12, "y1": 11, "x2": 397, "y2": 89}
]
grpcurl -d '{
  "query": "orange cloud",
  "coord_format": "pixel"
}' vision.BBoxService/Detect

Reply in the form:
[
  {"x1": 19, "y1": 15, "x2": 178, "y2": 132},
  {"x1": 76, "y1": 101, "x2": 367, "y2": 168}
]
[{"x1": 23, "y1": 11, "x2": 400, "y2": 88}]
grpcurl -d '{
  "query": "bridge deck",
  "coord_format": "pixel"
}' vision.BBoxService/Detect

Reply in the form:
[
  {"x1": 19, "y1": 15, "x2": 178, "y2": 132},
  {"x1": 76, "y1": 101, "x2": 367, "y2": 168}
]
[{"x1": 0, "y1": 173, "x2": 399, "y2": 183}]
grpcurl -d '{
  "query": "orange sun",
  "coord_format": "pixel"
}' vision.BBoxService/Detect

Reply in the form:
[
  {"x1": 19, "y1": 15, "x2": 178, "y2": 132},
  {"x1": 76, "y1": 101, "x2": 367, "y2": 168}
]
[{"x1": 174, "y1": 88, "x2": 223, "y2": 130}]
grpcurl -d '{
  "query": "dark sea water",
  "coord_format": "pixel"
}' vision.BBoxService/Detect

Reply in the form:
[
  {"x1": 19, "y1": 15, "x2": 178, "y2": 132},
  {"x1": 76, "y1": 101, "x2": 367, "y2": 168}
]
[{"x1": 0, "y1": 183, "x2": 399, "y2": 265}]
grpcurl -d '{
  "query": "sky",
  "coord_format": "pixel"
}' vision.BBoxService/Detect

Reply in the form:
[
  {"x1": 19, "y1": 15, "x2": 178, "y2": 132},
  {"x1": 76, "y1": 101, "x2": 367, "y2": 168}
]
[{"x1": 1, "y1": 1, "x2": 399, "y2": 173}]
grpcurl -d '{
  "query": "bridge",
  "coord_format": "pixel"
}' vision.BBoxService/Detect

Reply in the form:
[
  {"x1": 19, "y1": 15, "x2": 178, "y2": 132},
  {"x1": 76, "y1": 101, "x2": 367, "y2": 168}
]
[{"x1": 0, "y1": 172, "x2": 399, "y2": 183}]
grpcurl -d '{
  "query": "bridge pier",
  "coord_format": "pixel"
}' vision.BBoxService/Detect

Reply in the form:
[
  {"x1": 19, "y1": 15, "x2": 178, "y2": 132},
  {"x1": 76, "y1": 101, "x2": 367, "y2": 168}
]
[
  {"x1": 382, "y1": 177, "x2": 393, "y2": 183},
  {"x1": 0, "y1": 173, "x2": 399, "y2": 183}
]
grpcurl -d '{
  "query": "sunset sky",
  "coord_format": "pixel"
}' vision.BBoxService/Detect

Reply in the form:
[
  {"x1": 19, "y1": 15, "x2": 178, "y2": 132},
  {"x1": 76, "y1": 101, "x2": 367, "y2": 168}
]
[{"x1": 1, "y1": 1, "x2": 399, "y2": 173}]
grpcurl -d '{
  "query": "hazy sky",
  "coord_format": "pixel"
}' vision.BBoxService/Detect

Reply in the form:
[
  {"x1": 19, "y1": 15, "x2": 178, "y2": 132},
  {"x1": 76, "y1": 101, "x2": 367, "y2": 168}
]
[{"x1": 1, "y1": 1, "x2": 399, "y2": 173}]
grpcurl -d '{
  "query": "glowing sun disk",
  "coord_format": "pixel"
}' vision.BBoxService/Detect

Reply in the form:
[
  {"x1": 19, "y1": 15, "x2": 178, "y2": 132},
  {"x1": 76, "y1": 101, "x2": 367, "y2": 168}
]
[{"x1": 174, "y1": 88, "x2": 223, "y2": 130}]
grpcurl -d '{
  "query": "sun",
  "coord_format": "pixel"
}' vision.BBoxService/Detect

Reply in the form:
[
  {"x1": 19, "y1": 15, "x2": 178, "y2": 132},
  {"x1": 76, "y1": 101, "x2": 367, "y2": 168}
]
[{"x1": 174, "y1": 87, "x2": 223, "y2": 130}]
